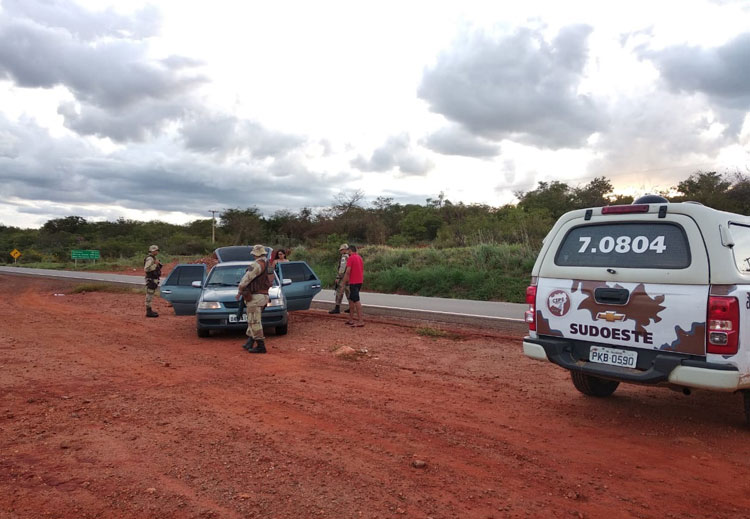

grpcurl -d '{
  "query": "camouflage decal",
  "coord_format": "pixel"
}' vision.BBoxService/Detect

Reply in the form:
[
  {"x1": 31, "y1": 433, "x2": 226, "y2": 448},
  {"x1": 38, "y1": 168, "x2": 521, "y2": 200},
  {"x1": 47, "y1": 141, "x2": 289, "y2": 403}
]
[
  {"x1": 537, "y1": 278, "x2": 708, "y2": 355},
  {"x1": 576, "y1": 282, "x2": 665, "y2": 335},
  {"x1": 659, "y1": 323, "x2": 706, "y2": 355},
  {"x1": 536, "y1": 310, "x2": 563, "y2": 337}
]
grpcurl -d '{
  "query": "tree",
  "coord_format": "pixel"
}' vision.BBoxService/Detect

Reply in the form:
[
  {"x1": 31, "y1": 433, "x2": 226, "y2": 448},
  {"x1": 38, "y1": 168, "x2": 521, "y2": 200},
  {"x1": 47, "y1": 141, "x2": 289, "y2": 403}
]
[
  {"x1": 219, "y1": 208, "x2": 264, "y2": 244},
  {"x1": 42, "y1": 216, "x2": 88, "y2": 234},
  {"x1": 726, "y1": 173, "x2": 750, "y2": 215},
  {"x1": 399, "y1": 205, "x2": 443, "y2": 242},
  {"x1": 516, "y1": 181, "x2": 574, "y2": 220},
  {"x1": 572, "y1": 177, "x2": 614, "y2": 209},
  {"x1": 332, "y1": 190, "x2": 365, "y2": 217},
  {"x1": 674, "y1": 171, "x2": 731, "y2": 209}
]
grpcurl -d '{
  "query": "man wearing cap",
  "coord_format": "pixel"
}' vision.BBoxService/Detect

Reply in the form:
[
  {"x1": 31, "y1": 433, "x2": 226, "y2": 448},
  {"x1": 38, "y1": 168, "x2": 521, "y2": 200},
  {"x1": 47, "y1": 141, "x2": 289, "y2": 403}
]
[
  {"x1": 236, "y1": 244, "x2": 272, "y2": 353},
  {"x1": 329, "y1": 243, "x2": 350, "y2": 315},
  {"x1": 144, "y1": 244, "x2": 162, "y2": 318}
]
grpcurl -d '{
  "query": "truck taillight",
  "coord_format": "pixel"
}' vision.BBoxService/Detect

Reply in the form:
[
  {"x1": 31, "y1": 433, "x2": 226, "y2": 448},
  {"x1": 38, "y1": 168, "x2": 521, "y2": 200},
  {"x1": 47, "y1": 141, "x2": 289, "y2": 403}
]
[
  {"x1": 525, "y1": 285, "x2": 537, "y2": 332},
  {"x1": 707, "y1": 296, "x2": 739, "y2": 355}
]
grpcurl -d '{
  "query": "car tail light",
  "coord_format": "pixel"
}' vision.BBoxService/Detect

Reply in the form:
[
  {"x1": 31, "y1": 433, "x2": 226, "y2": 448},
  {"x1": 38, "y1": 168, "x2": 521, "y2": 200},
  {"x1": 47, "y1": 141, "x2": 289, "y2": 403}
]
[
  {"x1": 707, "y1": 296, "x2": 739, "y2": 355},
  {"x1": 525, "y1": 285, "x2": 537, "y2": 332},
  {"x1": 601, "y1": 204, "x2": 650, "y2": 215}
]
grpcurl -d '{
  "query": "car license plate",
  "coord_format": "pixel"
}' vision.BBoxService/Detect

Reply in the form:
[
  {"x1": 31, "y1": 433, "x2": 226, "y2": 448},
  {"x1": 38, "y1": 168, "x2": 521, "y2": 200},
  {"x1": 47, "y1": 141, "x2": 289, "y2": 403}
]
[
  {"x1": 589, "y1": 346, "x2": 637, "y2": 368},
  {"x1": 228, "y1": 314, "x2": 247, "y2": 323}
]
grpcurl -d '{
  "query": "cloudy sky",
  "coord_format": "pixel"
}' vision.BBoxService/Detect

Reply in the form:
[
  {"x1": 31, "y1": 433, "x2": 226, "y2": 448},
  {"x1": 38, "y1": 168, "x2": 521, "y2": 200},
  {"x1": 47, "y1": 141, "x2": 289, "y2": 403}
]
[{"x1": 1, "y1": 0, "x2": 749, "y2": 228}]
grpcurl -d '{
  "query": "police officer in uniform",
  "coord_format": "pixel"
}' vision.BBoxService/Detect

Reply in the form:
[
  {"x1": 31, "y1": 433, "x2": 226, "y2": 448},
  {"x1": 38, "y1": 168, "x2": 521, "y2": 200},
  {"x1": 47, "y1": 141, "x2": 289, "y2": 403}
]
[
  {"x1": 236, "y1": 244, "x2": 272, "y2": 353},
  {"x1": 144, "y1": 244, "x2": 162, "y2": 318},
  {"x1": 328, "y1": 243, "x2": 350, "y2": 314}
]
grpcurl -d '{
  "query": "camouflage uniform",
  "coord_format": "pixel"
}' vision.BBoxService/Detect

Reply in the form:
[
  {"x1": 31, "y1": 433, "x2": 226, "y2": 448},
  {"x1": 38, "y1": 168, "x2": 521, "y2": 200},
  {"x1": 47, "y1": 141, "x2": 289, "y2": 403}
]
[
  {"x1": 144, "y1": 245, "x2": 161, "y2": 317},
  {"x1": 237, "y1": 261, "x2": 269, "y2": 341},
  {"x1": 329, "y1": 244, "x2": 350, "y2": 314},
  {"x1": 237, "y1": 245, "x2": 271, "y2": 353}
]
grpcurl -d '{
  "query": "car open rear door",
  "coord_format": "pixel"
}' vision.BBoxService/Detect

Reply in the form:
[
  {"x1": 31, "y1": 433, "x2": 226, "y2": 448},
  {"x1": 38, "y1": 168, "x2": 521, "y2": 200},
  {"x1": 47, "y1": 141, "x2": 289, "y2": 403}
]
[
  {"x1": 276, "y1": 261, "x2": 322, "y2": 311},
  {"x1": 159, "y1": 264, "x2": 206, "y2": 315}
]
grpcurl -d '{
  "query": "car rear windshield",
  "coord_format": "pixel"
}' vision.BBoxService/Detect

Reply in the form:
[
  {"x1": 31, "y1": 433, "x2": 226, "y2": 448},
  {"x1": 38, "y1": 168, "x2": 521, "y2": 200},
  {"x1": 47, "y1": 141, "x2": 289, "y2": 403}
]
[
  {"x1": 214, "y1": 247, "x2": 254, "y2": 262},
  {"x1": 207, "y1": 265, "x2": 278, "y2": 287},
  {"x1": 555, "y1": 222, "x2": 691, "y2": 269},
  {"x1": 729, "y1": 223, "x2": 750, "y2": 274}
]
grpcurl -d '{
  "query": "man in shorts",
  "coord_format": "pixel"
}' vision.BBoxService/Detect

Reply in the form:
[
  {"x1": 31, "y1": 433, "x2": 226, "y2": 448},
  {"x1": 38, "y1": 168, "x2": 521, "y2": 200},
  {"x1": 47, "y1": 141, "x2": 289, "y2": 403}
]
[{"x1": 342, "y1": 244, "x2": 364, "y2": 327}]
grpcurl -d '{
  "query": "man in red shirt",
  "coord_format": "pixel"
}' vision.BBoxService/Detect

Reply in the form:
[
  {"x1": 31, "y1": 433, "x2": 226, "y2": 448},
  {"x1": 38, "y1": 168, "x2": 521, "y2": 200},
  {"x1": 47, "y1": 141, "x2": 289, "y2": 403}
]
[{"x1": 342, "y1": 244, "x2": 364, "y2": 327}]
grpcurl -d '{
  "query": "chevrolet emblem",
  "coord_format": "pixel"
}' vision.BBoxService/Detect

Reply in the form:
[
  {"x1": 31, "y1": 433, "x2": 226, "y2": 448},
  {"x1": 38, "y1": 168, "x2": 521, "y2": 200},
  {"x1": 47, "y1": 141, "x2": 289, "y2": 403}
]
[{"x1": 596, "y1": 311, "x2": 626, "y2": 322}]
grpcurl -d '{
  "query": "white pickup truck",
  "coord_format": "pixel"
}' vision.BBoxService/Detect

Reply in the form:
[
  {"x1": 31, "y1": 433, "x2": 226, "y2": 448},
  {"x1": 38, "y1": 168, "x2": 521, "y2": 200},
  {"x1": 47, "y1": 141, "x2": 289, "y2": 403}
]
[{"x1": 523, "y1": 195, "x2": 750, "y2": 422}]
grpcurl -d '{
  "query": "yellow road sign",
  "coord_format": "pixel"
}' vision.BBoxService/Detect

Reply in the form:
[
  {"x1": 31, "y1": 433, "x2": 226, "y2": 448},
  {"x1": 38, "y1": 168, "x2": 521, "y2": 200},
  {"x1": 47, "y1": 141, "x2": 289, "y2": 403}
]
[{"x1": 10, "y1": 249, "x2": 21, "y2": 259}]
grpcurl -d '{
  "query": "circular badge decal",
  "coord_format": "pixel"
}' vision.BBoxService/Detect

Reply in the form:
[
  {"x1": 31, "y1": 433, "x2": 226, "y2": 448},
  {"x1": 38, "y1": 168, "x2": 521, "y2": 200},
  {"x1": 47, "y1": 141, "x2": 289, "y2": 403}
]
[{"x1": 547, "y1": 290, "x2": 570, "y2": 317}]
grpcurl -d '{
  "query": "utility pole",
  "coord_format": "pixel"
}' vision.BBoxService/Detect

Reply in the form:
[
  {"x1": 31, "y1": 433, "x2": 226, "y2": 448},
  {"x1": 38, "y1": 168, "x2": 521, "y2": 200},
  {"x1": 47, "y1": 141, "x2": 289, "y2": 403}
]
[{"x1": 208, "y1": 210, "x2": 219, "y2": 244}]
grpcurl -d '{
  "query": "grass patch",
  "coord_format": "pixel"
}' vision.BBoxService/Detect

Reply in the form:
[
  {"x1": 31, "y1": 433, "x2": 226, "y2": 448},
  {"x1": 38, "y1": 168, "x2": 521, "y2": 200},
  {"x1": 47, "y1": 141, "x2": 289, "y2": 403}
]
[
  {"x1": 415, "y1": 326, "x2": 462, "y2": 341},
  {"x1": 416, "y1": 326, "x2": 448, "y2": 338},
  {"x1": 70, "y1": 283, "x2": 143, "y2": 294}
]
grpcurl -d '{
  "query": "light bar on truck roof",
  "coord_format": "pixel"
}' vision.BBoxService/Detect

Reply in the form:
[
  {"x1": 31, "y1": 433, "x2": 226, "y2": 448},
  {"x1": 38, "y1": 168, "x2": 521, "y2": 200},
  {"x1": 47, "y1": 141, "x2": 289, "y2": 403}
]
[{"x1": 601, "y1": 204, "x2": 650, "y2": 215}]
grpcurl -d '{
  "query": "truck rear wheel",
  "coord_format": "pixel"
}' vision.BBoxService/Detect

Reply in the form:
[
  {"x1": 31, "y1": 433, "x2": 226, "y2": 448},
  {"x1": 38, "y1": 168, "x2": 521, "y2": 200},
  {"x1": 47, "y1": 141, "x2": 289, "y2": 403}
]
[{"x1": 570, "y1": 371, "x2": 619, "y2": 397}]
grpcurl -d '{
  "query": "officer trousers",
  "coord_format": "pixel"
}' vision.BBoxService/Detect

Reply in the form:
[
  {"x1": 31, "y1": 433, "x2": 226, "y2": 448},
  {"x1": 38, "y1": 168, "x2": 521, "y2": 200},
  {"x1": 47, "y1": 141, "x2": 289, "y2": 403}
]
[
  {"x1": 335, "y1": 282, "x2": 350, "y2": 305},
  {"x1": 145, "y1": 287, "x2": 156, "y2": 308},
  {"x1": 244, "y1": 294, "x2": 269, "y2": 340}
]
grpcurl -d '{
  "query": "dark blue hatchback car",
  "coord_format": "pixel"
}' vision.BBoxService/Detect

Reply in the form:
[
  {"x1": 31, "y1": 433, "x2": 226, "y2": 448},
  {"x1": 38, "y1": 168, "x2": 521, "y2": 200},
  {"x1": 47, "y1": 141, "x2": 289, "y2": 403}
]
[{"x1": 159, "y1": 247, "x2": 321, "y2": 338}]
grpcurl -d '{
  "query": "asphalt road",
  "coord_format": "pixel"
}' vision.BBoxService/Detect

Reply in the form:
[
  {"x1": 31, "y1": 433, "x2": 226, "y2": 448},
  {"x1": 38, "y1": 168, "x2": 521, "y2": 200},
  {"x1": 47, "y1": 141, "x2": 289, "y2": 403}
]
[{"x1": 0, "y1": 265, "x2": 528, "y2": 332}]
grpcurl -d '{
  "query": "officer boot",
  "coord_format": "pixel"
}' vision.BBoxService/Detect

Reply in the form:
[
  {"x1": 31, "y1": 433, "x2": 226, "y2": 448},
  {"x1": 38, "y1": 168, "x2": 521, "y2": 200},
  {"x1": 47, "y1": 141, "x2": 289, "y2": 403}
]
[
  {"x1": 242, "y1": 337, "x2": 255, "y2": 351},
  {"x1": 146, "y1": 307, "x2": 159, "y2": 318},
  {"x1": 328, "y1": 305, "x2": 340, "y2": 314},
  {"x1": 248, "y1": 339, "x2": 266, "y2": 354}
]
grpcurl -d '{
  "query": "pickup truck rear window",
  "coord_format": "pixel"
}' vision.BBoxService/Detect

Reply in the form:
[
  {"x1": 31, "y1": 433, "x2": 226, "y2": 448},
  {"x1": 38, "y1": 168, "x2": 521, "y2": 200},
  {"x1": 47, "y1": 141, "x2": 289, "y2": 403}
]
[
  {"x1": 555, "y1": 222, "x2": 690, "y2": 268},
  {"x1": 729, "y1": 223, "x2": 750, "y2": 274}
]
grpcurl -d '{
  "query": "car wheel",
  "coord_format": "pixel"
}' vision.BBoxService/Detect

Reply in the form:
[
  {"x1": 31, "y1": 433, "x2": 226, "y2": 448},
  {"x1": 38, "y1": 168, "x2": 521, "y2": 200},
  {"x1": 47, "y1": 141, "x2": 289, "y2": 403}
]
[
  {"x1": 743, "y1": 391, "x2": 750, "y2": 425},
  {"x1": 276, "y1": 324, "x2": 288, "y2": 336},
  {"x1": 570, "y1": 371, "x2": 619, "y2": 397},
  {"x1": 197, "y1": 327, "x2": 210, "y2": 338}
]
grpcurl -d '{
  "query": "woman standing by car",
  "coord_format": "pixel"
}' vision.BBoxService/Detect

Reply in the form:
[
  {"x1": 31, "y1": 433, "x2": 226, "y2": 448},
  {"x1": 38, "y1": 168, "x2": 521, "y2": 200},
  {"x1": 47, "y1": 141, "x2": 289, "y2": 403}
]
[{"x1": 271, "y1": 248, "x2": 289, "y2": 269}]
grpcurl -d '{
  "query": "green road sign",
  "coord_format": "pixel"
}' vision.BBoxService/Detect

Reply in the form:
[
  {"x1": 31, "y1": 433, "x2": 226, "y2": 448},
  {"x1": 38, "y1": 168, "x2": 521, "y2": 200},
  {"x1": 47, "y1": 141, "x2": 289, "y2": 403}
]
[{"x1": 71, "y1": 249, "x2": 101, "y2": 260}]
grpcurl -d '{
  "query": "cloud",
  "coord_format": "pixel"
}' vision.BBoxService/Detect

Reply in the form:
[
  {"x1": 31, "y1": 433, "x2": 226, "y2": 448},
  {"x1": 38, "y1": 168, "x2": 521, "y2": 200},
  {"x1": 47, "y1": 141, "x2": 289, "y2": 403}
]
[
  {"x1": 1, "y1": 0, "x2": 161, "y2": 40},
  {"x1": 585, "y1": 90, "x2": 733, "y2": 191},
  {"x1": 418, "y1": 25, "x2": 603, "y2": 149},
  {"x1": 180, "y1": 112, "x2": 305, "y2": 159},
  {"x1": 421, "y1": 125, "x2": 500, "y2": 158},
  {"x1": 351, "y1": 134, "x2": 434, "y2": 175},
  {"x1": 641, "y1": 32, "x2": 750, "y2": 134},
  {"x1": 0, "y1": 113, "x2": 336, "y2": 219},
  {"x1": 58, "y1": 97, "x2": 188, "y2": 142},
  {"x1": 0, "y1": 1, "x2": 206, "y2": 142}
]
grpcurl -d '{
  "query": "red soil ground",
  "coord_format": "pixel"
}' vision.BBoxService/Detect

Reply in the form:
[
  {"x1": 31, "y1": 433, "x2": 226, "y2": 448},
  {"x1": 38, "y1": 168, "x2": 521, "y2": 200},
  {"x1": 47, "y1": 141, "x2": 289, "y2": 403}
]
[{"x1": 2, "y1": 274, "x2": 750, "y2": 519}]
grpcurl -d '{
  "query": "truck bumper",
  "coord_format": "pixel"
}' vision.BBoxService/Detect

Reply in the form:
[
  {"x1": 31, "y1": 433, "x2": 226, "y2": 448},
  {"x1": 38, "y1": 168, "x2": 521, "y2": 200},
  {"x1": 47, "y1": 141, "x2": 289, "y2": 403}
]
[{"x1": 523, "y1": 337, "x2": 741, "y2": 392}]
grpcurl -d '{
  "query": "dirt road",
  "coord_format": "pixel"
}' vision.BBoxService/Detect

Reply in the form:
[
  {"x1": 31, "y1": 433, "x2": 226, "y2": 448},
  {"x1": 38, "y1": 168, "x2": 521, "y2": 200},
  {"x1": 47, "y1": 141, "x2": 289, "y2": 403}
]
[{"x1": 2, "y1": 275, "x2": 750, "y2": 519}]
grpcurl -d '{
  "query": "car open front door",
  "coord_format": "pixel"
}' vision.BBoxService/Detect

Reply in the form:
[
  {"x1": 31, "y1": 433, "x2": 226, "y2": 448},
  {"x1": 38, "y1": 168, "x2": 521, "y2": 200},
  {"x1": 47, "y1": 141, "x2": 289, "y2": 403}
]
[
  {"x1": 277, "y1": 261, "x2": 322, "y2": 311},
  {"x1": 159, "y1": 264, "x2": 206, "y2": 315}
]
